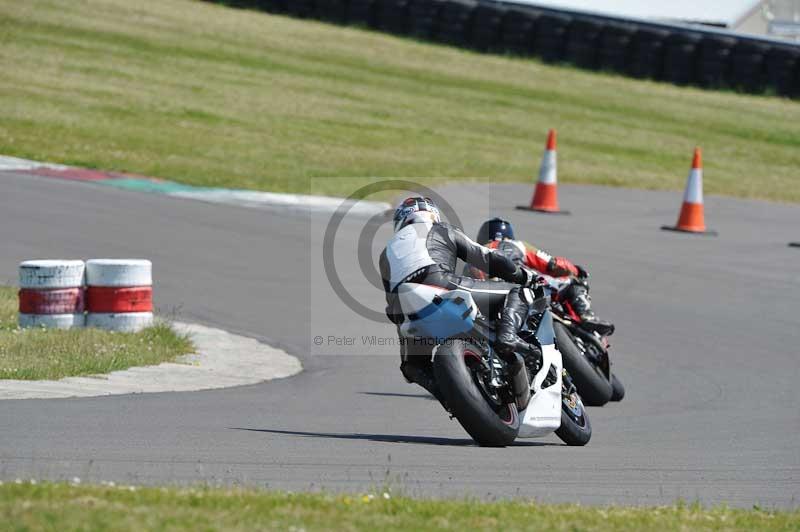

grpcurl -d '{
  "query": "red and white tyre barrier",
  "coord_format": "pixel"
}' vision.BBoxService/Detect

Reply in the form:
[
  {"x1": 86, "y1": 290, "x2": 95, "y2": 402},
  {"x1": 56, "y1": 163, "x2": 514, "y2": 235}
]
[
  {"x1": 18, "y1": 260, "x2": 86, "y2": 328},
  {"x1": 86, "y1": 259, "x2": 153, "y2": 332}
]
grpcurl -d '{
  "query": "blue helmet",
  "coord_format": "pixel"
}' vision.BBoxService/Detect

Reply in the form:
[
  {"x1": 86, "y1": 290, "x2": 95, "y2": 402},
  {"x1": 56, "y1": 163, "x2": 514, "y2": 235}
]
[{"x1": 476, "y1": 217, "x2": 515, "y2": 244}]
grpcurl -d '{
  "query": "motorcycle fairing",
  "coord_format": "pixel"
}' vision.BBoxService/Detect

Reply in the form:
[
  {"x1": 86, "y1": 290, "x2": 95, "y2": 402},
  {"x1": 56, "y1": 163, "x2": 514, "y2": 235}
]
[
  {"x1": 518, "y1": 310, "x2": 562, "y2": 438},
  {"x1": 397, "y1": 283, "x2": 477, "y2": 341}
]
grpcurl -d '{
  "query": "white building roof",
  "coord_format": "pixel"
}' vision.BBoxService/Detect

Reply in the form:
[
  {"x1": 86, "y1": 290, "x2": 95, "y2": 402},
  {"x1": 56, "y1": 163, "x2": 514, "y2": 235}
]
[{"x1": 506, "y1": 0, "x2": 763, "y2": 27}]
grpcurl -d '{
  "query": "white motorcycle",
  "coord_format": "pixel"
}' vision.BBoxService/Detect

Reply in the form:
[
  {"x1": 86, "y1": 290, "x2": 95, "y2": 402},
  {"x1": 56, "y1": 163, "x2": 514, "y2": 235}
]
[{"x1": 397, "y1": 281, "x2": 591, "y2": 447}]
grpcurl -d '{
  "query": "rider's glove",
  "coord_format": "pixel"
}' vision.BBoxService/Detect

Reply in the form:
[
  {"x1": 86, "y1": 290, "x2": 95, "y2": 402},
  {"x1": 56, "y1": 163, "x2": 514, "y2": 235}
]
[
  {"x1": 518, "y1": 266, "x2": 545, "y2": 288},
  {"x1": 575, "y1": 264, "x2": 589, "y2": 280}
]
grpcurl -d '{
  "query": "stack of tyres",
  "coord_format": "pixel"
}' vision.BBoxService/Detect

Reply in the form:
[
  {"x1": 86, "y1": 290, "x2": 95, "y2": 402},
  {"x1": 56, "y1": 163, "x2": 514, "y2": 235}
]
[
  {"x1": 316, "y1": 0, "x2": 348, "y2": 23},
  {"x1": 408, "y1": 0, "x2": 443, "y2": 40},
  {"x1": 662, "y1": 32, "x2": 702, "y2": 85},
  {"x1": 18, "y1": 260, "x2": 85, "y2": 329},
  {"x1": 469, "y1": 3, "x2": 506, "y2": 52},
  {"x1": 628, "y1": 27, "x2": 671, "y2": 79},
  {"x1": 499, "y1": 8, "x2": 539, "y2": 56},
  {"x1": 696, "y1": 35, "x2": 737, "y2": 88},
  {"x1": 86, "y1": 260, "x2": 154, "y2": 333},
  {"x1": 376, "y1": 0, "x2": 413, "y2": 35},
  {"x1": 534, "y1": 12, "x2": 572, "y2": 63},
  {"x1": 564, "y1": 18, "x2": 604, "y2": 69},
  {"x1": 765, "y1": 45, "x2": 800, "y2": 97},
  {"x1": 436, "y1": 0, "x2": 477, "y2": 47},
  {"x1": 348, "y1": 0, "x2": 377, "y2": 27},
  {"x1": 730, "y1": 40, "x2": 770, "y2": 93},
  {"x1": 597, "y1": 22, "x2": 635, "y2": 73},
  {"x1": 286, "y1": 0, "x2": 315, "y2": 18}
]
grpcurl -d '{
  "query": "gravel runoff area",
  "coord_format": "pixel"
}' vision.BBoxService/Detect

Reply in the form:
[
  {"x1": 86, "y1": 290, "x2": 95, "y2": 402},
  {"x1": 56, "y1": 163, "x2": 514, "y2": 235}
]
[{"x1": 0, "y1": 322, "x2": 301, "y2": 400}]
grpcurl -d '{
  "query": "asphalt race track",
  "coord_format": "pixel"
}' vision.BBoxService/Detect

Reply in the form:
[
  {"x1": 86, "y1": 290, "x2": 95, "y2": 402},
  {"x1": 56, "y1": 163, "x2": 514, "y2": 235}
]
[{"x1": 1, "y1": 172, "x2": 799, "y2": 508}]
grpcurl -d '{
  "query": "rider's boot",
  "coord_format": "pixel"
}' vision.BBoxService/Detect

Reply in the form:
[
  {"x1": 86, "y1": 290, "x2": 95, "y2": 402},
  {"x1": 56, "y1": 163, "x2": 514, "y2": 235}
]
[
  {"x1": 496, "y1": 287, "x2": 544, "y2": 363},
  {"x1": 495, "y1": 287, "x2": 529, "y2": 357},
  {"x1": 567, "y1": 282, "x2": 615, "y2": 336}
]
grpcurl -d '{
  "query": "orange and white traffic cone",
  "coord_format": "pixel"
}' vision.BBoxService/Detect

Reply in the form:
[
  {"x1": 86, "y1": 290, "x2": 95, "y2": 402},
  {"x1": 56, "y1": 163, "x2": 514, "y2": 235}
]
[
  {"x1": 661, "y1": 147, "x2": 716, "y2": 235},
  {"x1": 516, "y1": 129, "x2": 569, "y2": 214}
]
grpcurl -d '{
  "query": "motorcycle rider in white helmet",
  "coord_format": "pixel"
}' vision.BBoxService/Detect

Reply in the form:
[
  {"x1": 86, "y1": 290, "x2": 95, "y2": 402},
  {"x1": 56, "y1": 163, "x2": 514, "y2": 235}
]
[{"x1": 379, "y1": 197, "x2": 540, "y2": 401}]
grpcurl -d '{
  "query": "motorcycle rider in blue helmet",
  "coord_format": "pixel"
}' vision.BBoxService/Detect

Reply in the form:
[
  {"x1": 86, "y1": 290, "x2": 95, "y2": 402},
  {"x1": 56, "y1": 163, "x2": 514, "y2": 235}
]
[{"x1": 468, "y1": 217, "x2": 614, "y2": 336}]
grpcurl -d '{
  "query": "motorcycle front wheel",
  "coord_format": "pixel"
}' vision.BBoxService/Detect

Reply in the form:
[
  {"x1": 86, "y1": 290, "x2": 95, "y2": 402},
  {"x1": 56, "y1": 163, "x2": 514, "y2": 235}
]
[
  {"x1": 610, "y1": 372, "x2": 625, "y2": 401},
  {"x1": 555, "y1": 381, "x2": 592, "y2": 446},
  {"x1": 554, "y1": 322, "x2": 612, "y2": 406},
  {"x1": 434, "y1": 339, "x2": 520, "y2": 447}
]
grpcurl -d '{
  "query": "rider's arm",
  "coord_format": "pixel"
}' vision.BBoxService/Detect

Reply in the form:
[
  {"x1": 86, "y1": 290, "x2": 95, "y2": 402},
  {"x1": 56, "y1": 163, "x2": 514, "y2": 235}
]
[
  {"x1": 451, "y1": 228, "x2": 528, "y2": 284},
  {"x1": 522, "y1": 242, "x2": 579, "y2": 277},
  {"x1": 461, "y1": 261, "x2": 486, "y2": 280}
]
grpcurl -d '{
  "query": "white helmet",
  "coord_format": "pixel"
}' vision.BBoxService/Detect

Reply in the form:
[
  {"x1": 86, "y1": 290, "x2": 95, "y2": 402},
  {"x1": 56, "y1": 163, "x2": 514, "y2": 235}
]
[{"x1": 393, "y1": 196, "x2": 441, "y2": 232}]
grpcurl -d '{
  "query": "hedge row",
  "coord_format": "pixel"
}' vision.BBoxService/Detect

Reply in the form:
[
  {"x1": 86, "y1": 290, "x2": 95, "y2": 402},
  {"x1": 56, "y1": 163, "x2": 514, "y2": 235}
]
[{"x1": 216, "y1": 0, "x2": 800, "y2": 98}]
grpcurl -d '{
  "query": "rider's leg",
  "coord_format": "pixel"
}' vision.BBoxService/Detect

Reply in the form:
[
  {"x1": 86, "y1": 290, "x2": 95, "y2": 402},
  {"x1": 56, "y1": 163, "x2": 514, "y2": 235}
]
[
  {"x1": 433, "y1": 274, "x2": 541, "y2": 364},
  {"x1": 563, "y1": 279, "x2": 615, "y2": 336},
  {"x1": 495, "y1": 286, "x2": 530, "y2": 357}
]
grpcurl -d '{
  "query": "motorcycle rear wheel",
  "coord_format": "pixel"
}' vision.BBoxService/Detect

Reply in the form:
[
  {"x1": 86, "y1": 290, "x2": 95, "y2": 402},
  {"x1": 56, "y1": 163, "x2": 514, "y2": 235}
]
[
  {"x1": 554, "y1": 322, "x2": 612, "y2": 406},
  {"x1": 434, "y1": 340, "x2": 521, "y2": 447}
]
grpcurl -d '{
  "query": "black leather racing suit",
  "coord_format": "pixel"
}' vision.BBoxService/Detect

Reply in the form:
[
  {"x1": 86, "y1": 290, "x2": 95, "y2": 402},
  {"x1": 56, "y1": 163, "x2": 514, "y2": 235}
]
[{"x1": 379, "y1": 221, "x2": 532, "y2": 373}]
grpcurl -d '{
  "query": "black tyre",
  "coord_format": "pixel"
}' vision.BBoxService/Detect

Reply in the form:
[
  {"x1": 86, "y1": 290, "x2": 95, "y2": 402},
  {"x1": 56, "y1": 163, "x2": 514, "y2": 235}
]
[
  {"x1": 610, "y1": 372, "x2": 625, "y2": 402},
  {"x1": 470, "y1": 4, "x2": 506, "y2": 52},
  {"x1": 730, "y1": 40, "x2": 770, "y2": 92},
  {"x1": 555, "y1": 384, "x2": 592, "y2": 446},
  {"x1": 317, "y1": 0, "x2": 347, "y2": 23},
  {"x1": 499, "y1": 8, "x2": 539, "y2": 56},
  {"x1": 348, "y1": 0, "x2": 376, "y2": 27},
  {"x1": 597, "y1": 22, "x2": 635, "y2": 73},
  {"x1": 286, "y1": 0, "x2": 314, "y2": 18},
  {"x1": 628, "y1": 27, "x2": 670, "y2": 79},
  {"x1": 534, "y1": 13, "x2": 572, "y2": 63},
  {"x1": 662, "y1": 31, "x2": 702, "y2": 85},
  {"x1": 257, "y1": 0, "x2": 286, "y2": 12},
  {"x1": 434, "y1": 340, "x2": 520, "y2": 447},
  {"x1": 564, "y1": 18, "x2": 604, "y2": 69},
  {"x1": 696, "y1": 35, "x2": 736, "y2": 88},
  {"x1": 766, "y1": 45, "x2": 800, "y2": 97},
  {"x1": 409, "y1": 0, "x2": 442, "y2": 39},
  {"x1": 553, "y1": 322, "x2": 612, "y2": 406},
  {"x1": 436, "y1": 0, "x2": 476, "y2": 47},
  {"x1": 375, "y1": 0, "x2": 411, "y2": 35}
]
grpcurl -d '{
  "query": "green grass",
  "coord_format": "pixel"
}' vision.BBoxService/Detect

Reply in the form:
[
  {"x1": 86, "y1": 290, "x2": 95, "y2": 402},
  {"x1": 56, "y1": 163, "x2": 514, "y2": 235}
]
[
  {"x1": 0, "y1": 287, "x2": 193, "y2": 380},
  {"x1": 1, "y1": 0, "x2": 799, "y2": 201},
  {"x1": 1, "y1": 483, "x2": 798, "y2": 531}
]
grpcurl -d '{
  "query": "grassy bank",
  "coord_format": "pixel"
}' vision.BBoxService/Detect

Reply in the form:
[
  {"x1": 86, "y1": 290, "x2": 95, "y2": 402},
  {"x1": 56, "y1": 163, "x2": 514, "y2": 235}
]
[
  {"x1": 1, "y1": 0, "x2": 799, "y2": 201},
  {"x1": 0, "y1": 286, "x2": 193, "y2": 380},
  {"x1": 1, "y1": 482, "x2": 797, "y2": 531}
]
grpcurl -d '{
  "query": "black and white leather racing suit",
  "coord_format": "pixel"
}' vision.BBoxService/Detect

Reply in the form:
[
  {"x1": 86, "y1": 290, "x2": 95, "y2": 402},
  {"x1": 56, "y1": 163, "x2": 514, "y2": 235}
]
[{"x1": 379, "y1": 221, "x2": 534, "y2": 382}]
